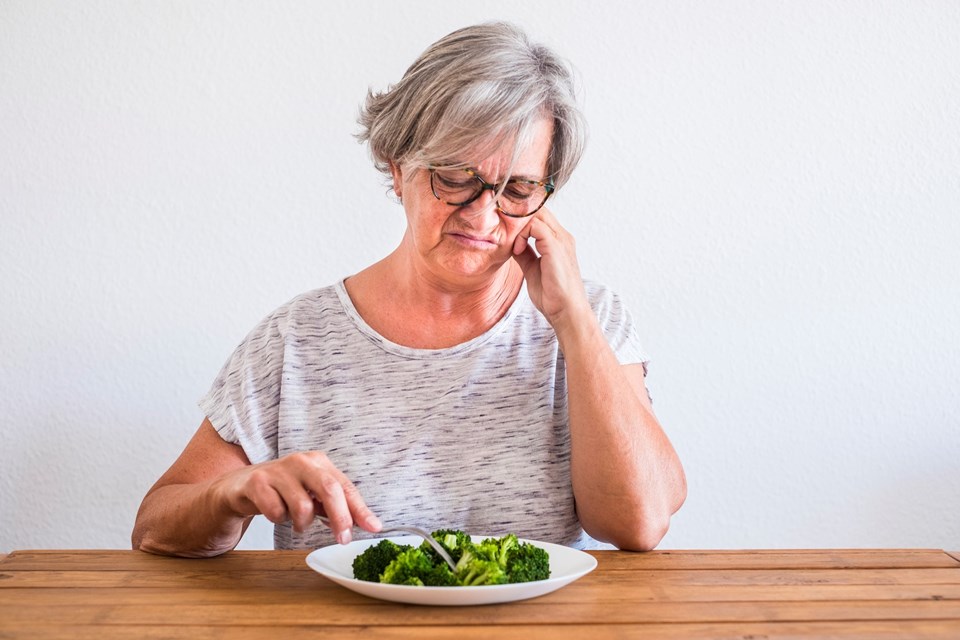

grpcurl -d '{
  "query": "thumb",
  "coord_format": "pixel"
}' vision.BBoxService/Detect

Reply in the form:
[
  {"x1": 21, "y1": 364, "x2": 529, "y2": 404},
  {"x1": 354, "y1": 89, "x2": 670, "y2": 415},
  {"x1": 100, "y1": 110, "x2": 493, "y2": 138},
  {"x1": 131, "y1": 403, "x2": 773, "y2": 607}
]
[
  {"x1": 512, "y1": 243, "x2": 542, "y2": 299},
  {"x1": 512, "y1": 241, "x2": 538, "y2": 274}
]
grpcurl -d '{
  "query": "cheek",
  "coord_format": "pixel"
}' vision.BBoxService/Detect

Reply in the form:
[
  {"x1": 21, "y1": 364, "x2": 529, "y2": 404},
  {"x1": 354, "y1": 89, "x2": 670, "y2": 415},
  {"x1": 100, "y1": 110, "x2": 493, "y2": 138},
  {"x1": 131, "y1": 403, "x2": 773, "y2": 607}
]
[
  {"x1": 405, "y1": 195, "x2": 448, "y2": 237},
  {"x1": 503, "y1": 218, "x2": 531, "y2": 246}
]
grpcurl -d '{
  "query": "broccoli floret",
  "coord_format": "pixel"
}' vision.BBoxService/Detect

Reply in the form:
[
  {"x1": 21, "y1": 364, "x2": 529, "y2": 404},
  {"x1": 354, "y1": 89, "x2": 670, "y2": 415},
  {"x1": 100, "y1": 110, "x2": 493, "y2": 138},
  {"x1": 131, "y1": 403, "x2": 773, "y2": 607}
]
[
  {"x1": 429, "y1": 529, "x2": 472, "y2": 562},
  {"x1": 492, "y1": 533, "x2": 518, "y2": 567},
  {"x1": 352, "y1": 539, "x2": 410, "y2": 583},
  {"x1": 453, "y1": 547, "x2": 473, "y2": 573},
  {"x1": 355, "y1": 531, "x2": 549, "y2": 587},
  {"x1": 459, "y1": 558, "x2": 507, "y2": 586},
  {"x1": 380, "y1": 547, "x2": 437, "y2": 586},
  {"x1": 422, "y1": 561, "x2": 459, "y2": 586},
  {"x1": 505, "y1": 542, "x2": 550, "y2": 583},
  {"x1": 473, "y1": 539, "x2": 501, "y2": 562},
  {"x1": 450, "y1": 547, "x2": 505, "y2": 586},
  {"x1": 469, "y1": 533, "x2": 518, "y2": 568}
]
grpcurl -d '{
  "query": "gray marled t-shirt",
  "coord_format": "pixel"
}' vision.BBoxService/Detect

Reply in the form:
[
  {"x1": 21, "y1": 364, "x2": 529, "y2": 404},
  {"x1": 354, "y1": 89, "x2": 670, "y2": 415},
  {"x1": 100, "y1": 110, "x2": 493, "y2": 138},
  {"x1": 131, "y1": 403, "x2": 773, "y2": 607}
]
[{"x1": 200, "y1": 279, "x2": 647, "y2": 550}]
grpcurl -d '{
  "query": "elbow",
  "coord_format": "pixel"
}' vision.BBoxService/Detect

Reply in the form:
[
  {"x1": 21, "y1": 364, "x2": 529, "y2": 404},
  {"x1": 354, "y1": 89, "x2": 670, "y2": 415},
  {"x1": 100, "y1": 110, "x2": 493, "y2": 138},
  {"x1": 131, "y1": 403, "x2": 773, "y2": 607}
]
[
  {"x1": 608, "y1": 511, "x2": 673, "y2": 552},
  {"x1": 131, "y1": 519, "x2": 150, "y2": 553},
  {"x1": 131, "y1": 531, "x2": 232, "y2": 558},
  {"x1": 581, "y1": 505, "x2": 673, "y2": 551},
  {"x1": 131, "y1": 526, "x2": 168, "y2": 557},
  {"x1": 594, "y1": 482, "x2": 687, "y2": 552},
  {"x1": 131, "y1": 509, "x2": 169, "y2": 556}
]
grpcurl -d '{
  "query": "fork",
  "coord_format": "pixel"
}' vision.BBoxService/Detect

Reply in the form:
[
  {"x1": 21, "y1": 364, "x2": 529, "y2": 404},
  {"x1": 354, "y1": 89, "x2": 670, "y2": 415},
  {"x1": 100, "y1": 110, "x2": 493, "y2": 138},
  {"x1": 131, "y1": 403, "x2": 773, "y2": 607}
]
[{"x1": 316, "y1": 515, "x2": 457, "y2": 572}]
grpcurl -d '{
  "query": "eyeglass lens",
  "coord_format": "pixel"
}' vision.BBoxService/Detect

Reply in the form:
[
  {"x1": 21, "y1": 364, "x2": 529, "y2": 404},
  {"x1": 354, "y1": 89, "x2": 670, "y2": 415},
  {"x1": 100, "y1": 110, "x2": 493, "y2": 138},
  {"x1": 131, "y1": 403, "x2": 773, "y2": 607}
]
[{"x1": 430, "y1": 169, "x2": 550, "y2": 217}]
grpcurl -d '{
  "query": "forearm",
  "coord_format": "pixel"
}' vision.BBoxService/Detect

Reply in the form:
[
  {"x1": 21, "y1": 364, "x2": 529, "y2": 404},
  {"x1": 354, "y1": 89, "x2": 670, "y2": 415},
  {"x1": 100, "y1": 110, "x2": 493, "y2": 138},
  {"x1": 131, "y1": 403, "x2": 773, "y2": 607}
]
[
  {"x1": 132, "y1": 480, "x2": 248, "y2": 558},
  {"x1": 557, "y1": 310, "x2": 686, "y2": 550}
]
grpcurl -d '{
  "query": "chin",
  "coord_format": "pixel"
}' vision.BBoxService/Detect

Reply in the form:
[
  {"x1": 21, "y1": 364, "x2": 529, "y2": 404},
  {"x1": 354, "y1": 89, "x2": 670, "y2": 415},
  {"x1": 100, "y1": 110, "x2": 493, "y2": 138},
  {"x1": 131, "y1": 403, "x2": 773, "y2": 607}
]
[{"x1": 440, "y1": 259, "x2": 503, "y2": 280}]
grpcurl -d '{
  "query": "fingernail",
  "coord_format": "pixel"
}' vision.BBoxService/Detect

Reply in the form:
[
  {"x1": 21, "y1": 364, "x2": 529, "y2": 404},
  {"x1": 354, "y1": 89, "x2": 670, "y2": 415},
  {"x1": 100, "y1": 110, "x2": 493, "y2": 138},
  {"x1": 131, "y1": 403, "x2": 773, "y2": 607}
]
[
  {"x1": 337, "y1": 530, "x2": 352, "y2": 545},
  {"x1": 367, "y1": 514, "x2": 382, "y2": 530}
]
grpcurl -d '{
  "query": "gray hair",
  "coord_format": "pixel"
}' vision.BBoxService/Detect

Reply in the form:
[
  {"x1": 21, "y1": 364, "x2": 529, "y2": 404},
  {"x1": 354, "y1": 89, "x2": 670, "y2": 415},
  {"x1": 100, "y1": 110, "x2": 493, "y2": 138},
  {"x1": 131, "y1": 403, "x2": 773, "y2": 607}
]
[{"x1": 357, "y1": 22, "x2": 585, "y2": 191}]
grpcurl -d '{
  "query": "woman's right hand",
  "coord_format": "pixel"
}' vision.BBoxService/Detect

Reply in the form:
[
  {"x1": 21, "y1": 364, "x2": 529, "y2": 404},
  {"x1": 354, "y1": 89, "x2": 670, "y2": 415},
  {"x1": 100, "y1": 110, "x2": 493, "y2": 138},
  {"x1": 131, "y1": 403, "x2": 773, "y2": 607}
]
[
  {"x1": 212, "y1": 451, "x2": 382, "y2": 545},
  {"x1": 133, "y1": 419, "x2": 381, "y2": 557}
]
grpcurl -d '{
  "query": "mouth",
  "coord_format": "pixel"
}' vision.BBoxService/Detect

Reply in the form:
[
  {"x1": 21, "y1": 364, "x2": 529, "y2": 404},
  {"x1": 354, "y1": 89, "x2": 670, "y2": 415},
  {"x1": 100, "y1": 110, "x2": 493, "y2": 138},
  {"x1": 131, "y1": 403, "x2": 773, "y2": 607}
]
[{"x1": 447, "y1": 232, "x2": 498, "y2": 249}]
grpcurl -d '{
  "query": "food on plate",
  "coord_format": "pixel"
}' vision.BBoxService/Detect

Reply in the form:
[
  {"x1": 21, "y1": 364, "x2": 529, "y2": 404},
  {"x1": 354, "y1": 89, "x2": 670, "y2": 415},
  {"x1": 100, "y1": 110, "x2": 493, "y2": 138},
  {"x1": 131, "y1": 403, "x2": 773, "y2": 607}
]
[{"x1": 351, "y1": 529, "x2": 550, "y2": 587}]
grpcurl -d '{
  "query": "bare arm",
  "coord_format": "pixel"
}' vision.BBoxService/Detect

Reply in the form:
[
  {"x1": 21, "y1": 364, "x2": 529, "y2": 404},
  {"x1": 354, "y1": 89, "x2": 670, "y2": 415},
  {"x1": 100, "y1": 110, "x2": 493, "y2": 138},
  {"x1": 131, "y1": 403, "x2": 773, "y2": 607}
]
[
  {"x1": 514, "y1": 208, "x2": 686, "y2": 550},
  {"x1": 132, "y1": 418, "x2": 381, "y2": 557},
  {"x1": 559, "y1": 319, "x2": 686, "y2": 550}
]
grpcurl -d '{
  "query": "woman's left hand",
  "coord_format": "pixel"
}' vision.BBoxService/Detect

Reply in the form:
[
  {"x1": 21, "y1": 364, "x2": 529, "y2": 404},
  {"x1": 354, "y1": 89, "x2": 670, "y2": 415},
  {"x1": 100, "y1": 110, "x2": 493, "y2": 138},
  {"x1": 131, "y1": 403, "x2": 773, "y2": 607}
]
[{"x1": 512, "y1": 207, "x2": 592, "y2": 333}]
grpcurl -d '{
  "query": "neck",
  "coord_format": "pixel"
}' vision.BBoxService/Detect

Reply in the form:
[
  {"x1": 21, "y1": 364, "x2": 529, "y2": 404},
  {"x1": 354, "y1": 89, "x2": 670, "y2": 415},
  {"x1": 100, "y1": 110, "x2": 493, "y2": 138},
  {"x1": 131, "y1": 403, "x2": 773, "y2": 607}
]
[
  {"x1": 389, "y1": 248, "x2": 524, "y2": 324},
  {"x1": 345, "y1": 245, "x2": 525, "y2": 349}
]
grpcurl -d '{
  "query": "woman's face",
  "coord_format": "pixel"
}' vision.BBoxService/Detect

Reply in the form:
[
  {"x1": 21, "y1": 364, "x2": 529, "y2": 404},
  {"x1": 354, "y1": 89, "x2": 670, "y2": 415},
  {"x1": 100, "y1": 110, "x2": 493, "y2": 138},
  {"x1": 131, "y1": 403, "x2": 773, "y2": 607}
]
[{"x1": 392, "y1": 118, "x2": 554, "y2": 286}]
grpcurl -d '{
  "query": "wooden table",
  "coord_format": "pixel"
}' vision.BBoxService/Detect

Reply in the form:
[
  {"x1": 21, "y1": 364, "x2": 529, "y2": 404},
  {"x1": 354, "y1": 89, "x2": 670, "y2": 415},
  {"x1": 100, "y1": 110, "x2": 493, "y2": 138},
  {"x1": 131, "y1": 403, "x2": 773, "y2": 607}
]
[{"x1": 1, "y1": 549, "x2": 959, "y2": 638}]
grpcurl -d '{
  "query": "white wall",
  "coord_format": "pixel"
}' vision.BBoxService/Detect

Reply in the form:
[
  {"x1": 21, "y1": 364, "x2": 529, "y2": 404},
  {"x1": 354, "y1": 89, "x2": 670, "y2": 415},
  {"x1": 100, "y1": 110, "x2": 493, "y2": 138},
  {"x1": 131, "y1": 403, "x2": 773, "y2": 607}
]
[{"x1": 2, "y1": 1, "x2": 958, "y2": 552}]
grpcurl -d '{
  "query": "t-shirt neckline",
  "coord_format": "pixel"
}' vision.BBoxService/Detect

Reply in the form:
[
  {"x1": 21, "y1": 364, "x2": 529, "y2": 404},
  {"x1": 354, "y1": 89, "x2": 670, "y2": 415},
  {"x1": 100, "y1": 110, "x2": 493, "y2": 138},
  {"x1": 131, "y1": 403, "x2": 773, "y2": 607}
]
[{"x1": 333, "y1": 278, "x2": 529, "y2": 359}]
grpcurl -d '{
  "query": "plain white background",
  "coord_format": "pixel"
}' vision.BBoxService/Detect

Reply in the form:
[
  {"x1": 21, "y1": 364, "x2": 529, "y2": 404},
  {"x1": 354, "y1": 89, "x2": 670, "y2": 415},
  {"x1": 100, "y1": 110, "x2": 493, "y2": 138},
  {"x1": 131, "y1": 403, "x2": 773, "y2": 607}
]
[{"x1": 1, "y1": 1, "x2": 958, "y2": 552}]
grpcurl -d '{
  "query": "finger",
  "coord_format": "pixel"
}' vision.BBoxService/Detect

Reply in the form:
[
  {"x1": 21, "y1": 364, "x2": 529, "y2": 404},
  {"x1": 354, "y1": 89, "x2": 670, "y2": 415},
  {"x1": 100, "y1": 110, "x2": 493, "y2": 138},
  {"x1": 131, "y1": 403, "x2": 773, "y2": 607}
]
[
  {"x1": 309, "y1": 471, "x2": 353, "y2": 544},
  {"x1": 514, "y1": 246, "x2": 543, "y2": 301},
  {"x1": 512, "y1": 241, "x2": 539, "y2": 276},
  {"x1": 242, "y1": 470, "x2": 290, "y2": 526},
  {"x1": 340, "y1": 477, "x2": 382, "y2": 533},
  {"x1": 530, "y1": 207, "x2": 563, "y2": 235},
  {"x1": 535, "y1": 205, "x2": 558, "y2": 224},
  {"x1": 524, "y1": 216, "x2": 563, "y2": 251},
  {"x1": 513, "y1": 221, "x2": 534, "y2": 255},
  {"x1": 264, "y1": 472, "x2": 321, "y2": 533}
]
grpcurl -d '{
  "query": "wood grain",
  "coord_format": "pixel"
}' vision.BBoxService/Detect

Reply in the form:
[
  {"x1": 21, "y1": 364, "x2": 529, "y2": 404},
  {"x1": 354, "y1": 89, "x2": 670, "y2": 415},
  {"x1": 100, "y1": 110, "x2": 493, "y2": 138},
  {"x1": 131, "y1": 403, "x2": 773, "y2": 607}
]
[
  {"x1": 1, "y1": 549, "x2": 958, "y2": 639},
  {"x1": 1, "y1": 621, "x2": 959, "y2": 640},
  {"x1": 4, "y1": 548, "x2": 958, "y2": 571},
  {"x1": 4, "y1": 567, "x2": 960, "y2": 589},
  {"x1": 5, "y1": 599, "x2": 960, "y2": 626}
]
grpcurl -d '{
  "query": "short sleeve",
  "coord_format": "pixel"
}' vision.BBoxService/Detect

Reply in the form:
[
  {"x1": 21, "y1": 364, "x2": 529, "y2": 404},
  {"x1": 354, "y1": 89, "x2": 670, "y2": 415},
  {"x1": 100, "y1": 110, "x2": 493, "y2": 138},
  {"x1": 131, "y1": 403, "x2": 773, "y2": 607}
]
[
  {"x1": 198, "y1": 306, "x2": 290, "y2": 465},
  {"x1": 586, "y1": 281, "x2": 649, "y2": 369}
]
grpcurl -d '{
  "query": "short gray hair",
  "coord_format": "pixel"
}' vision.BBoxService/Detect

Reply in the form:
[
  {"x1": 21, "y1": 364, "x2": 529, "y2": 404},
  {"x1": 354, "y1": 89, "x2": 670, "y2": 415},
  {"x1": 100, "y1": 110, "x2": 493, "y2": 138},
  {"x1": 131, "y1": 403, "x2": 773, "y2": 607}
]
[{"x1": 357, "y1": 22, "x2": 585, "y2": 191}]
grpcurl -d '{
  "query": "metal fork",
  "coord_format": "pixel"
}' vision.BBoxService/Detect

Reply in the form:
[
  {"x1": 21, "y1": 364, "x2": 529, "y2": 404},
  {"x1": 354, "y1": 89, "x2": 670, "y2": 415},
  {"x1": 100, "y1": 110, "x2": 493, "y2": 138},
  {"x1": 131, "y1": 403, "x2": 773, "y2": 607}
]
[{"x1": 316, "y1": 515, "x2": 457, "y2": 571}]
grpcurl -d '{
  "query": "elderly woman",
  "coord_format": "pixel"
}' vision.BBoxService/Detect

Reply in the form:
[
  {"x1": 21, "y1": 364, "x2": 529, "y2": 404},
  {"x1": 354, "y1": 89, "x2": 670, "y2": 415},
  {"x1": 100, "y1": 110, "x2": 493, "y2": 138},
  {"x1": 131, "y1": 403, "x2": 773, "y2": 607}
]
[{"x1": 132, "y1": 22, "x2": 685, "y2": 557}]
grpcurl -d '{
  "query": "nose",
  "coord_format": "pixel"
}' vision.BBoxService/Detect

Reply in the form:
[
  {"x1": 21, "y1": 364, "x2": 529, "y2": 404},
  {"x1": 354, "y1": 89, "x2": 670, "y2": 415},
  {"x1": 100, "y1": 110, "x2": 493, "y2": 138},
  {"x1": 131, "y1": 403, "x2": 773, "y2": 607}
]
[{"x1": 458, "y1": 188, "x2": 500, "y2": 224}]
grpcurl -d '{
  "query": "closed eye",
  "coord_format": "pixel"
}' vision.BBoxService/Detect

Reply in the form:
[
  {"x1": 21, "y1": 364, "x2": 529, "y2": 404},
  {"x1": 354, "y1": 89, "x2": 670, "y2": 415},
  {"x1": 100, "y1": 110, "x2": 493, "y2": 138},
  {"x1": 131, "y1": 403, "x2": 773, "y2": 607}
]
[
  {"x1": 439, "y1": 176, "x2": 473, "y2": 188},
  {"x1": 503, "y1": 181, "x2": 538, "y2": 200}
]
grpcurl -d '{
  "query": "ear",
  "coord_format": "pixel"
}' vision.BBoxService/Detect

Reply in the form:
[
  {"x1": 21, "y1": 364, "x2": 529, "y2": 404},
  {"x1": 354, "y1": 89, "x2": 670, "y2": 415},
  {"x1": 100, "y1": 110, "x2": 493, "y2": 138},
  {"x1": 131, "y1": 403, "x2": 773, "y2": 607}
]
[{"x1": 389, "y1": 162, "x2": 403, "y2": 199}]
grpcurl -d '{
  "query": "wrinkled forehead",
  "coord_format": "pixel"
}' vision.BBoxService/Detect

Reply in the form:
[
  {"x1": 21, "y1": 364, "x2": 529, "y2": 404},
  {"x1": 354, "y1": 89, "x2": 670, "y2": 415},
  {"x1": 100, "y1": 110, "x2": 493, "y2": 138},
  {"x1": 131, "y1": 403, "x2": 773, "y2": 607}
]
[{"x1": 423, "y1": 117, "x2": 553, "y2": 181}]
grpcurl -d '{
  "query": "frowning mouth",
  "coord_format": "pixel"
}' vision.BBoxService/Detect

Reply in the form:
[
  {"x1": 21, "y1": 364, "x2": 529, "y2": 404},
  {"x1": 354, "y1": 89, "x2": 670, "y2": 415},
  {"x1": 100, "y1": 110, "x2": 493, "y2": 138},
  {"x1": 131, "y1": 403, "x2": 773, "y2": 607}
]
[{"x1": 447, "y1": 232, "x2": 498, "y2": 249}]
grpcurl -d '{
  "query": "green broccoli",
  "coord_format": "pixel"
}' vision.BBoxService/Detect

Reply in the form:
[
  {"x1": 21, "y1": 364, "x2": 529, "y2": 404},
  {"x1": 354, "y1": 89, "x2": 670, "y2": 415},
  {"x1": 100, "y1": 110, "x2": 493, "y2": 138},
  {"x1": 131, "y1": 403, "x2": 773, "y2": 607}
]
[
  {"x1": 380, "y1": 547, "x2": 437, "y2": 586},
  {"x1": 350, "y1": 530, "x2": 550, "y2": 587},
  {"x1": 472, "y1": 538, "x2": 501, "y2": 562},
  {"x1": 454, "y1": 548, "x2": 508, "y2": 586},
  {"x1": 505, "y1": 541, "x2": 550, "y2": 583},
  {"x1": 493, "y1": 533, "x2": 519, "y2": 567},
  {"x1": 429, "y1": 529, "x2": 472, "y2": 562},
  {"x1": 351, "y1": 539, "x2": 410, "y2": 583},
  {"x1": 468, "y1": 533, "x2": 519, "y2": 567},
  {"x1": 422, "y1": 561, "x2": 459, "y2": 586}
]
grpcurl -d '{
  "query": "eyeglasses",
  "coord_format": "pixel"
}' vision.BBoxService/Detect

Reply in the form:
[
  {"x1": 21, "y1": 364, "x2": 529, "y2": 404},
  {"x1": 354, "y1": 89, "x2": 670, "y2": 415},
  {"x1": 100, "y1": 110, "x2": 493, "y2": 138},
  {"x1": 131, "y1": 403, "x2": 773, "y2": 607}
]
[{"x1": 429, "y1": 168, "x2": 554, "y2": 218}]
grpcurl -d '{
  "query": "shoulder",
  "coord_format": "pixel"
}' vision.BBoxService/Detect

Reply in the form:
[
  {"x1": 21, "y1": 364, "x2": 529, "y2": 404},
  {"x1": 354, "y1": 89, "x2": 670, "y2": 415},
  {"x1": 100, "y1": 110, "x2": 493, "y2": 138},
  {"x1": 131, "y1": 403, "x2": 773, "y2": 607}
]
[
  {"x1": 283, "y1": 283, "x2": 343, "y2": 317},
  {"x1": 233, "y1": 284, "x2": 346, "y2": 350},
  {"x1": 583, "y1": 280, "x2": 633, "y2": 324},
  {"x1": 582, "y1": 280, "x2": 648, "y2": 365},
  {"x1": 262, "y1": 283, "x2": 343, "y2": 326}
]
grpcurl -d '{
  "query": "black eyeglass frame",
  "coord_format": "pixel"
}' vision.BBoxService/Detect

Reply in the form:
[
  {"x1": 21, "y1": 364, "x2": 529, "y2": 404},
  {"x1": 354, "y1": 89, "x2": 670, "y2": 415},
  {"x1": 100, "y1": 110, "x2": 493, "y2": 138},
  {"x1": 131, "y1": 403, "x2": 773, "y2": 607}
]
[{"x1": 428, "y1": 168, "x2": 555, "y2": 218}]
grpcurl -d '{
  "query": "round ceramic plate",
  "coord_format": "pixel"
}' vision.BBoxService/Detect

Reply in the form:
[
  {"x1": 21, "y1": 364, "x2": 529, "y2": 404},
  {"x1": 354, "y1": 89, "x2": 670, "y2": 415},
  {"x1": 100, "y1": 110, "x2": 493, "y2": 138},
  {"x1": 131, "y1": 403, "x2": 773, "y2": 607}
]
[{"x1": 305, "y1": 535, "x2": 597, "y2": 606}]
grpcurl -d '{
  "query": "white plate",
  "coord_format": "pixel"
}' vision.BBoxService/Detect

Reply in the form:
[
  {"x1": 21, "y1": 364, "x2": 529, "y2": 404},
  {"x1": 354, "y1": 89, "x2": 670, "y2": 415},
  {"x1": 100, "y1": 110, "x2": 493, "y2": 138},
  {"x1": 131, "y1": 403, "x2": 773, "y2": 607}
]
[{"x1": 305, "y1": 535, "x2": 597, "y2": 606}]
